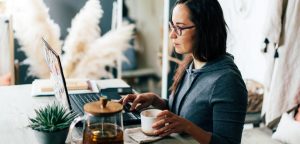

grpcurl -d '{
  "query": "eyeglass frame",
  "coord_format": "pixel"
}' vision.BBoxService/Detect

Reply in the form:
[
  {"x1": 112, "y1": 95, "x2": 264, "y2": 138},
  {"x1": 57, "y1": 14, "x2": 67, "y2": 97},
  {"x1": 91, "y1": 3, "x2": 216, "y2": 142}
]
[{"x1": 169, "y1": 21, "x2": 195, "y2": 36}]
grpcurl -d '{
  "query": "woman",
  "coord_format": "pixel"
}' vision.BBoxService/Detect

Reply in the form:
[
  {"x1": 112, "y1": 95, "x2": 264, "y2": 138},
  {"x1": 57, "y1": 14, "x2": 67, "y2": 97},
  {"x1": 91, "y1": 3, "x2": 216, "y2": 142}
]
[{"x1": 120, "y1": 0, "x2": 247, "y2": 143}]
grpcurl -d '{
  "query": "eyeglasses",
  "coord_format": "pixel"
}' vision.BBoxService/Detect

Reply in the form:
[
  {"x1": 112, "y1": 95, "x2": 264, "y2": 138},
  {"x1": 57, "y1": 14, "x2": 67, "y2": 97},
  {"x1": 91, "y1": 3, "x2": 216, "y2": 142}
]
[{"x1": 169, "y1": 22, "x2": 195, "y2": 36}]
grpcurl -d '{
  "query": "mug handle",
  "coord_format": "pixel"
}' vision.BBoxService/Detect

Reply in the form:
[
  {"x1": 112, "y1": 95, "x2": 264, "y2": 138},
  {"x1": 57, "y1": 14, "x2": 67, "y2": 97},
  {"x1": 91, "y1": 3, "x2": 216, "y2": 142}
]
[{"x1": 69, "y1": 116, "x2": 85, "y2": 143}]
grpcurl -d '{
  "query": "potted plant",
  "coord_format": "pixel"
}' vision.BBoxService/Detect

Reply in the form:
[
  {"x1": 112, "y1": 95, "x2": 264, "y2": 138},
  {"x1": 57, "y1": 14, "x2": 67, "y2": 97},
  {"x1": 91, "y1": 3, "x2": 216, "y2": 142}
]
[{"x1": 28, "y1": 103, "x2": 77, "y2": 144}]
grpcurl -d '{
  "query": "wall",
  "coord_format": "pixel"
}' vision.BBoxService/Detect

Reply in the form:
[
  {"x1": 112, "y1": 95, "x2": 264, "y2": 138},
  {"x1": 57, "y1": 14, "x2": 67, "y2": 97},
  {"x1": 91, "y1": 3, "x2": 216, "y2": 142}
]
[{"x1": 125, "y1": 0, "x2": 164, "y2": 77}]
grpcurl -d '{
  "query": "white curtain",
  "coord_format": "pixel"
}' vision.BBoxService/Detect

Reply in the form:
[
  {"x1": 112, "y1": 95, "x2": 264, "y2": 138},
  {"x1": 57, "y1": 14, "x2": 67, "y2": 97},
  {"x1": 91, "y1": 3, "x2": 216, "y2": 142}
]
[
  {"x1": 219, "y1": 0, "x2": 300, "y2": 124},
  {"x1": 262, "y1": 0, "x2": 300, "y2": 124},
  {"x1": 218, "y1": 0, "x2": 269, "y2": 84}
]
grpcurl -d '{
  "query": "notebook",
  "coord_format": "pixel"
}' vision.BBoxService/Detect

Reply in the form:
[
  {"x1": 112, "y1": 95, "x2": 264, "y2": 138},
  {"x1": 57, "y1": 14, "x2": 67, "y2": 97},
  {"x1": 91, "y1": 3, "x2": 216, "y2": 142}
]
[
  {"x1": 31, "y1": 79, "x2": 99, "y2": 96},
  {"x1": 41, "y1": 38, "x2": 140, "y2": 125}
]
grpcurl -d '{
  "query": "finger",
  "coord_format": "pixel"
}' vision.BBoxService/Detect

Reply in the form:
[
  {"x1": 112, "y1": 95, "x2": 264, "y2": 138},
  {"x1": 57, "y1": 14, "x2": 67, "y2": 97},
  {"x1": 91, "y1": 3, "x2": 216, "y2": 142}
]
[
  {"x1": 157, "y1": 110, "x2": 171, "y2": 118},
  {"x1": 122, "y1": 94, "x2": 136, "y2": 105},
  {"x1": 154, "y1": 122, "x2": 177, "y2": 136},
  {"x1": 130, "y1": 95, "x2": 144, "y2": 111},
  {"x1": 154, "y1": 110, "x2": 175, "y2": 128},
  {"x1": 154, "y1": 118, "x2": 177, "y2": 134},
  {"x1": 118, "y1": 97, "x2": 124, "y2": 103},
  {"x1": 152, "y1": 116, "x2": 173, "y2": 129},
  {"x1": 160, "y1": 128, "x2": 176, "y2": 137},
  {"x1": 118, "y1": 95, "x2": 127, "y2": 103},
  {"x1": 164, "y1": 122, "x2": 183, "y2": 134},
  {"x1": 135, "y1": 103, "x2": 148, "y2": 111}
]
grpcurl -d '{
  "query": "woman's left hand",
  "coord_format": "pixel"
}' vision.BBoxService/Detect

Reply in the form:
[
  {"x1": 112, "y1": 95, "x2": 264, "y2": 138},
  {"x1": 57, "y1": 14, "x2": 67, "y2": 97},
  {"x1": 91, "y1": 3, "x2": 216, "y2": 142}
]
[{"x1": 152, "y1": 110, "x2": 191, "y2": 137}]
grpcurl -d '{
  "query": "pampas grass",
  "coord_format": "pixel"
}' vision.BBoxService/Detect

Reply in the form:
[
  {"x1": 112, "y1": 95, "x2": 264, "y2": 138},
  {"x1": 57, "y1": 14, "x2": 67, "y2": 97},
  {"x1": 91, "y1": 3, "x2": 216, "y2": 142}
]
[
  {"x1": 63, "y1": 0, "x2": 103, "y2": 78},
  {"x1": 11, "y1": 0, "x2": 61, "y2": 78},
  {"x1": 69, "y1": 24, "x2": 135, "y2": 78},
  {"x1": 12, "y1": 0, "x2": 134, "y2": 80}
]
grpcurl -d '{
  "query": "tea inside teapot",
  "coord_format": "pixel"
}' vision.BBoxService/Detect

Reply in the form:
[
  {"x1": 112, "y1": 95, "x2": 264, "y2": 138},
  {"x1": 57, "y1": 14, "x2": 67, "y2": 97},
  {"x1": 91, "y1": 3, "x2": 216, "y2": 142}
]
[
  {"x1": 69, "y1": 97, "x2": 124, "y2": 144},
  {"x1": 83, "y1": 123, "x2": 123, "y2": 144}
]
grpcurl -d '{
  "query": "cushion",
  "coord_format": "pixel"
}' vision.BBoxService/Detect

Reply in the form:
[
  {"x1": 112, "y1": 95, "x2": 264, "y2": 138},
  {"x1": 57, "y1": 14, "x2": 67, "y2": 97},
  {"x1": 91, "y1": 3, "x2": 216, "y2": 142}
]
[{"x1": 272, "y1": 112, "x2": 300, "y2": 144}]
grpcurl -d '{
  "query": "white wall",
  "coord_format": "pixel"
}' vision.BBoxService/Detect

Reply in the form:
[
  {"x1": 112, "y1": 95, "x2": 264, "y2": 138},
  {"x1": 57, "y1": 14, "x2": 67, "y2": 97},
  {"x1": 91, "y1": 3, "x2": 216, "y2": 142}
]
[
  {"x1": 219, "y1": 0, "x2": 269, "y2": 84},
  {"x1": 125, "y1": 0, "x2": 164, "y2": 77}
]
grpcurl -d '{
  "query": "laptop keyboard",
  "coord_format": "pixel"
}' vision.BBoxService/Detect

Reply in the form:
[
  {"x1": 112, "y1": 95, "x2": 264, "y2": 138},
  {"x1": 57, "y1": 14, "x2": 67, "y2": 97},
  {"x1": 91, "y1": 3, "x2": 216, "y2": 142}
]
[
  {"x1": 74, "y1": 93, "x2": 99, "y2": 106},
  {"x1": 70, "y1": 93, "x2": 140, "y2": 125}
]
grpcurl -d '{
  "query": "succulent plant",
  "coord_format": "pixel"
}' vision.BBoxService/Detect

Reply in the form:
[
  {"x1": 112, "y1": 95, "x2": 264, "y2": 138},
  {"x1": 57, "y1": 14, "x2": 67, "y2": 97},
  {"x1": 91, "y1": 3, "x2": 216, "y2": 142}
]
[{"x1": 28, "y1": 103, "x2": 77, "y2": 133}]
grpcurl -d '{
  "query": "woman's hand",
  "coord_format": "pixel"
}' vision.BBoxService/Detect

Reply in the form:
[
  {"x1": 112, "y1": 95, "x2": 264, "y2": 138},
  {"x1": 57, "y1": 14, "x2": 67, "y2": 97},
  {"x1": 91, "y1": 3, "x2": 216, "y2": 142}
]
[
  {"x1": 152, "y1": 110, "x2": 192, "y2": 137},
  {"x1": 119, "y1": 92, "x2": 159, "y2": 111}
]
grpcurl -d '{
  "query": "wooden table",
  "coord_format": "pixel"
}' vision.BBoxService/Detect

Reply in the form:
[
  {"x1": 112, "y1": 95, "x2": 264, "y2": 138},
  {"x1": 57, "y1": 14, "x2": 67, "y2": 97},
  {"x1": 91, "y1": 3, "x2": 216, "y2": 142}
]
[{"x1": 0, "y1": 84, "x2": 197, "y2": 144}]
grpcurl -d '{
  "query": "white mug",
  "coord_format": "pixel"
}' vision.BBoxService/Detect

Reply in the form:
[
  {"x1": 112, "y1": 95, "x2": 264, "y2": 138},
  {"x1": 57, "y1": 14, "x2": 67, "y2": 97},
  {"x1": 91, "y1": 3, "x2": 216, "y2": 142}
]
[{"x1": 140, "y1": 109, "x2": 162, "y2": 136}]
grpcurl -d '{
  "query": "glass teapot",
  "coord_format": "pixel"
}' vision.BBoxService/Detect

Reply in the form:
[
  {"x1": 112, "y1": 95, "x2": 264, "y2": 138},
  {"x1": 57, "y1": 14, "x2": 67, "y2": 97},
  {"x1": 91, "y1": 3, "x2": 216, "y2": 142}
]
[{"x1": 69, "y1": 96, "x2": 124, "y2": 144}]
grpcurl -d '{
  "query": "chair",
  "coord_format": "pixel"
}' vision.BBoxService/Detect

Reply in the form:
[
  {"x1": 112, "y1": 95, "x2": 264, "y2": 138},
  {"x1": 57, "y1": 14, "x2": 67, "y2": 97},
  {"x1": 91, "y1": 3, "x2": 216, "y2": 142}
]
[{"x1": 244, "y1": 79, "x2": 264, "y2": 127}]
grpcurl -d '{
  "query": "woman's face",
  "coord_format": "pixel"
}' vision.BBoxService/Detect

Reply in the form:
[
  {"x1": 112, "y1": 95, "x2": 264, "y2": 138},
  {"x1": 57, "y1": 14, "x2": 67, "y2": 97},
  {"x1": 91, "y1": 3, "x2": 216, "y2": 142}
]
[{"x1": 170, "y1": 4, "x2": 196, "y2": 55}]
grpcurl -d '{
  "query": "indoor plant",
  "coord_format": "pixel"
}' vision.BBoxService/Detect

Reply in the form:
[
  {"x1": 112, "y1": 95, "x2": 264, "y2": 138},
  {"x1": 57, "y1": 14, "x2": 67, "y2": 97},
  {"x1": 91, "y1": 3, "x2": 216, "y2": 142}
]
[{"x1": 28, "y1": 103, "x2": 77, "y2": 144}]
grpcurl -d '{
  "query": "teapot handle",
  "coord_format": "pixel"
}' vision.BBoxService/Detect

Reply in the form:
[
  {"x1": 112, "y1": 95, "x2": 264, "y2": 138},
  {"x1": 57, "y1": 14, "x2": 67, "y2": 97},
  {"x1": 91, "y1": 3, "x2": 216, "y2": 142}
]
[{"x1": 69, "y1": 116, "x2": 85, "y2": 143}]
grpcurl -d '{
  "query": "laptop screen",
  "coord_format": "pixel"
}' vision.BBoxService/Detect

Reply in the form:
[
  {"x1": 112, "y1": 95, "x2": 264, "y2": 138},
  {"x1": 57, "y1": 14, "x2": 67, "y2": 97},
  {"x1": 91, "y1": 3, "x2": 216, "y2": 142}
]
[{"x1": 41, "y1": 38, "x2": 71, "y2": 109}]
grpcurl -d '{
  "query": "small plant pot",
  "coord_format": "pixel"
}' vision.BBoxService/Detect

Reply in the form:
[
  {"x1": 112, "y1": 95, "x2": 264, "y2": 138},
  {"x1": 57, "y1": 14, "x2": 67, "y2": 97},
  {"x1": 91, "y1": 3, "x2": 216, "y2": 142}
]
[{"x1": 33, "y1": 128, "x2": 69, "y2": 144}]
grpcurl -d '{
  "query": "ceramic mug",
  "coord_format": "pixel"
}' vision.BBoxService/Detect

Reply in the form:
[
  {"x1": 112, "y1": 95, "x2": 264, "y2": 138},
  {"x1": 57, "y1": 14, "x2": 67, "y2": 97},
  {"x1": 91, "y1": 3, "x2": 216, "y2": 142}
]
[{"x1": 140, "y1": 109, "x2": 162, "y2": 136}]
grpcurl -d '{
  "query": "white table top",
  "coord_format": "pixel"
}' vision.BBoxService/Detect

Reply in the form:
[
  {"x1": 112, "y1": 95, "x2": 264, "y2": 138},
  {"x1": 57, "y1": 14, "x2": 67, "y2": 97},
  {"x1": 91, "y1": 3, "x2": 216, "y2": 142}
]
[
  {"x1": 0, "y1": 85, "x2": 53, "y2": 144},
  {"x1": 0, "y1": 84, "x2": 197, "y2": 144}
]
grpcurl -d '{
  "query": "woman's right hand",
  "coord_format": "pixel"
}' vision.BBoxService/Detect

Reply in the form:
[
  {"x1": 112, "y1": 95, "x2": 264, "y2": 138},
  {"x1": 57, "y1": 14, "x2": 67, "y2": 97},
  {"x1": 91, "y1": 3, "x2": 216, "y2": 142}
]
[{"x1": 119, "y1": 92, "x2": 160, "y2": 111}]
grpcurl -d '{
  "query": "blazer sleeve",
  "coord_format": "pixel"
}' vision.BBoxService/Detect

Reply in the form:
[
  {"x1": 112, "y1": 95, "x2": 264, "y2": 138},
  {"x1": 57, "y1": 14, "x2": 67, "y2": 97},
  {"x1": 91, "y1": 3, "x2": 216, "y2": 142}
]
[{"x1": 209, "y1": 72, "x2": 248, "y2": 144}]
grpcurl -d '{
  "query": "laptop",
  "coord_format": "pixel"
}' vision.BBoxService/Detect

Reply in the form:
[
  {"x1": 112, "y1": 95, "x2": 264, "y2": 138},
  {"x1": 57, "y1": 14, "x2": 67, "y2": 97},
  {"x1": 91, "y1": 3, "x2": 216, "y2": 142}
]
[{"x1": 41, "y1": 38, "x2": 140, "y2": 125}]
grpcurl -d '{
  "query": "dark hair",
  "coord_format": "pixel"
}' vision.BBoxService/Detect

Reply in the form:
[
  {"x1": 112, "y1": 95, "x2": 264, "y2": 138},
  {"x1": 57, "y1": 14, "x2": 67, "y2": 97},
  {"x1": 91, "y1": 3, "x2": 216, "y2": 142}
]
[{"x1": 171, "y1": 0, "x2": 227, "y2": 94}]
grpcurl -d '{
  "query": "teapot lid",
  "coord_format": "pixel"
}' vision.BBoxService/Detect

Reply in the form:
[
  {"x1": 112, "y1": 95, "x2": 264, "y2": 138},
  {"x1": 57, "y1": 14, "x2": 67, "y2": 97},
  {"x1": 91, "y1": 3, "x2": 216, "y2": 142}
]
[{"x1": 84, "y1": 96, "x2": 123, "y2": 116}]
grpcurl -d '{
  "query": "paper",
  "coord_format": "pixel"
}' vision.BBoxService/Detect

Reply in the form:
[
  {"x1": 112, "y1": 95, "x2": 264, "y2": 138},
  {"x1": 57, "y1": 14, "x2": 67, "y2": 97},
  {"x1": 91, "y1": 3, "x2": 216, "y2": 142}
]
[{"x1": 125, "y1": 127, "x2": 163, "y2": 144}]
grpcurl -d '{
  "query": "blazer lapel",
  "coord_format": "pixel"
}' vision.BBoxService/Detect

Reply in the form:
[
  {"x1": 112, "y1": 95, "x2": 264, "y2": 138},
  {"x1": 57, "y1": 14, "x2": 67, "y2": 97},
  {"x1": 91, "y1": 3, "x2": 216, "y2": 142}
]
[
  {"x1": 171, "y1": 62, "x2": 201, "y2": 114},
  {"x1": 176, "y1": 73, "x2": 200, "y2": 115}
]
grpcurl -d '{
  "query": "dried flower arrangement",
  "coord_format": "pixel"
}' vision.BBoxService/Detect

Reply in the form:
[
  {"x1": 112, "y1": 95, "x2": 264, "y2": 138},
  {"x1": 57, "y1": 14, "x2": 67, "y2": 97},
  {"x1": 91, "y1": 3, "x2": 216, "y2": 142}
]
[{"x1": 10, "y1": 0, "x2": 134, "y2": 79}]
